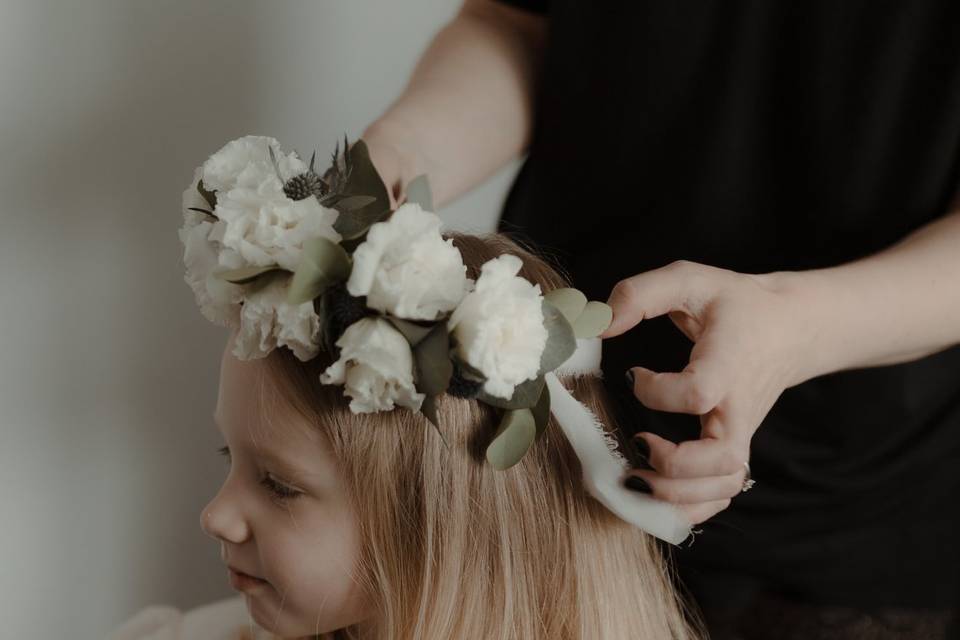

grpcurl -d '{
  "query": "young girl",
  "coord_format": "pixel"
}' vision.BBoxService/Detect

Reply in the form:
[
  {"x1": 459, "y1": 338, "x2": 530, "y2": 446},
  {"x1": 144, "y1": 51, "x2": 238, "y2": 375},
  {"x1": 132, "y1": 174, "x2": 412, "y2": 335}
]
[{"x1": 111, "y1": 231, "x2": 705, "y2": 640}]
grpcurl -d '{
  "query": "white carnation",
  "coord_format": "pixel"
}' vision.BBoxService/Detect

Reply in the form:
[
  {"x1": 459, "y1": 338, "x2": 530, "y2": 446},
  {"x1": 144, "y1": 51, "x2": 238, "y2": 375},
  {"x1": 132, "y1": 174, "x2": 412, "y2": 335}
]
[
  {"x1": 203, "y1": 135, "x2": 341, "y2": 272},
  {"x1": 215, "y1": 187, "x2": 341, "y2": 272},
  {"x1": 320, "y1": 317, "x2": 425, "y2": 413},
  {"x1": 447, "y1": 254, "x2": 548, "y2": 400},
  {"x1": 347, "y1": 203, "x2": 471, "y2": 320},
  {"x1": 232, "y1": 277, "x2": 321, "y2": 362},
  {"x1": 201, "y1": 135, "x2": 306, "y2": 193},
  {"x1": 179, "y1": 166, "x2": 243, "y2": 328}
]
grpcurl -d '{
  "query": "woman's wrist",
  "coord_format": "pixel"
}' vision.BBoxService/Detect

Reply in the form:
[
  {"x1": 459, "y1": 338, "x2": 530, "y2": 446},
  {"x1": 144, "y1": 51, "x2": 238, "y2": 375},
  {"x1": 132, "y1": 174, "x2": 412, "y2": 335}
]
[
  {"x1": 361, "y1": 118, "x2": 424, "y2": 209},
  {"x1": 754, "y1": 267, "x2": 847, "y2": 387}
]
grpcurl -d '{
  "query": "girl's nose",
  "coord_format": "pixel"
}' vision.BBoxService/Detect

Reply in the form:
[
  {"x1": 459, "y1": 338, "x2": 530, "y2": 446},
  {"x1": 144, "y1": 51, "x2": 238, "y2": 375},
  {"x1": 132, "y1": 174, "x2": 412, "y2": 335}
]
[{"x1": 200, "y1": 488, "x2": 250, "y2": 544}]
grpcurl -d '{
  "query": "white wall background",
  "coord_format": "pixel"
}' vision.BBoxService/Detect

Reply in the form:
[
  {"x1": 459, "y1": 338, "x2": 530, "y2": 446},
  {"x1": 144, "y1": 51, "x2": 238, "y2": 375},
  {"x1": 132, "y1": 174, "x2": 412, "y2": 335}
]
[{"x1": 0, "y1": 1, "x2": 521, "y2": 637}]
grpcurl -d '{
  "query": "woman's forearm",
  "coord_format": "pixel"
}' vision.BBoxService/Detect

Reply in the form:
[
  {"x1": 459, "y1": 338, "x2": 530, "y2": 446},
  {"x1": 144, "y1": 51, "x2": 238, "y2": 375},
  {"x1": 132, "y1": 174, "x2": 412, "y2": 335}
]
[
  {"x1": 766, "y1": 203, "x2": 960, "y2": 385},
  {"x1": 362, "y1": 1, "x2": 548, "y2": 209}
]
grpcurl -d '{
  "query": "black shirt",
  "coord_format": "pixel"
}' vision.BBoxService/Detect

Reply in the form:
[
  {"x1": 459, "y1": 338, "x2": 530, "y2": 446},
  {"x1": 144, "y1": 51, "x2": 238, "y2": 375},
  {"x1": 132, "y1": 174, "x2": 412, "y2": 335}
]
[{"x1": 493, "y1": 0, "x2": 960, "y2": 618}]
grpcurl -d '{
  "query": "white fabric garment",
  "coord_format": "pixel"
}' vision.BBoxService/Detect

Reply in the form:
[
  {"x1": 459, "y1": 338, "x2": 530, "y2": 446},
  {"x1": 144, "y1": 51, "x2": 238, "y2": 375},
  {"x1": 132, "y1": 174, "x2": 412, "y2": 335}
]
[
  {"x1": 550, "y1": 337, "x2": 692, "y2": 545},
  {"x1": 106, "y1": 595, "x2": 272, "y2": 640}
]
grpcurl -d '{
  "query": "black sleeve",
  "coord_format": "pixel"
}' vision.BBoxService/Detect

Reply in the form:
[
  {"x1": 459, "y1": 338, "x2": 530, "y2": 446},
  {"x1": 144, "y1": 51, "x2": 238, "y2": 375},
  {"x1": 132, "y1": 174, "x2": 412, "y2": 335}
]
[{"x1": 492, "y1": 0, "x2": 549, "y2": 14}]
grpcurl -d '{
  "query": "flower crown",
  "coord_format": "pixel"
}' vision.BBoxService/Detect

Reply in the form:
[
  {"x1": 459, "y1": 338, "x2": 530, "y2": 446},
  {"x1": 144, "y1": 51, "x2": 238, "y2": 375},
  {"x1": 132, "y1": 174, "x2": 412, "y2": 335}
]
[{"x1": 180, "y1": 135, "x2": 691, "y2": 544}]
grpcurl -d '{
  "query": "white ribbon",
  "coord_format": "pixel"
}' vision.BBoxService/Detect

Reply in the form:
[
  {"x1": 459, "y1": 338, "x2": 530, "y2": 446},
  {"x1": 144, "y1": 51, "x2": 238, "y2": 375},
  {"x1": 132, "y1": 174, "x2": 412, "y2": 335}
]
[{"x1": 548, "y1": 338, "x2": 692, "y2": 545}]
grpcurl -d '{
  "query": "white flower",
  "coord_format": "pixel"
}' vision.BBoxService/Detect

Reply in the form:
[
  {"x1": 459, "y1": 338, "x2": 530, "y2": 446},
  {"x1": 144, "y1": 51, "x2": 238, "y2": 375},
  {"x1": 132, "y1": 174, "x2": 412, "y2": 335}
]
[
  {"x1": 215, "y1": 187, "x2": 341, "y2": 272},
  {"x1": 178, "y1": 166, "x2": 243, "y2": 328},
  {"x1": 447, "y1": 254, "x2": 548, "y2": 400},
  {"x1": 320, "y1": 317, "x2": 425, "y2": 413},
  {"x1": 346, "y1": 203, "x2": 471, "y2": 320},
  {"x1": 201, "y1": 135, "x2": 306, "y2": 193},
  {"x1": 232, "y1": 278, "x2": 321, "y2": 362},
  {"x1": 203, "y1": 135, "x2": 342, "y2": 272}
]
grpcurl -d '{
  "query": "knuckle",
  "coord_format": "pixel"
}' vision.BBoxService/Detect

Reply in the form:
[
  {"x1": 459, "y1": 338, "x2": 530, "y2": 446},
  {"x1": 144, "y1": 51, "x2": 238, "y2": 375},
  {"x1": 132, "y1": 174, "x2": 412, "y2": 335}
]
[
  {"x1": 683, "y1": 381, "x2": 717, "y2": 413},
  {"x1": 719, "y1": 447, "x2": 743, "y2": 474},
  {"x1": 610, "y1": 278, "x2": 637, "y2": 304},
  {"x1": 661, "y1": 455, "x2": 685, "y2": 478}
]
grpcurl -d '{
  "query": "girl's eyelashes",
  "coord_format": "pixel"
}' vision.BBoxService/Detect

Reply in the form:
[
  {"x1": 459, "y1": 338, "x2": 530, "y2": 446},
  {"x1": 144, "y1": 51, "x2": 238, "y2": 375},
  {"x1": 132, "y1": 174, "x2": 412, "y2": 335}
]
[
  {"x1": 260, "y1": 474, "x2": 303, "y2": 503},
  {"x1": 215, "y1": 445, "x2": 304, "y2": 503}
]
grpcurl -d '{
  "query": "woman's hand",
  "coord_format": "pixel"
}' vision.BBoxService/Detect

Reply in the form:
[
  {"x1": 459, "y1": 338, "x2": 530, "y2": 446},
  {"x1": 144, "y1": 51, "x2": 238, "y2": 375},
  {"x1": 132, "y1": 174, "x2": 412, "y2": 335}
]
[{"x1": 601, "y1": 260, "x2": 815, "y2": 525}]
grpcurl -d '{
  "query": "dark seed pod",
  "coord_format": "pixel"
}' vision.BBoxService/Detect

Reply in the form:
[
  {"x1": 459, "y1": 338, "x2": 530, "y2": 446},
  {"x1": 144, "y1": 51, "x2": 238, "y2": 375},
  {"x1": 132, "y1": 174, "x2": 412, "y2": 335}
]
[
  {"x1": 325, "y1": 282, "x2": 368, "y2": 346},
  {"x1": 446, "y1": 364, "x2": 483, "y2": 399},
  {"x1": 284, "y1": 171, "x2": 327, "y2": 201}
]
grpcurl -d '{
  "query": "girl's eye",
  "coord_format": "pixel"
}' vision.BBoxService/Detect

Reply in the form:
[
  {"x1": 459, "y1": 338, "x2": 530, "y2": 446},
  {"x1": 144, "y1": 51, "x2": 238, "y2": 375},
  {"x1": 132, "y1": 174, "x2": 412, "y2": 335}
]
[
  {"x1": 216, "y1": 446, "x2": 302, "y2": 503},
  {"x1": 260, "y1": 474, "x2": 303, "y2": 503}
]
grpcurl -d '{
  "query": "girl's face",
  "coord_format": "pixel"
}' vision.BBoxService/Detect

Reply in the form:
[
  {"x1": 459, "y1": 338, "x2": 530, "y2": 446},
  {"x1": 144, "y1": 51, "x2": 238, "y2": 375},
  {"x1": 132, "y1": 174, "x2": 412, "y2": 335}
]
[{"x1": 200, "y1": 339, "x2": 372, "y2": 637}]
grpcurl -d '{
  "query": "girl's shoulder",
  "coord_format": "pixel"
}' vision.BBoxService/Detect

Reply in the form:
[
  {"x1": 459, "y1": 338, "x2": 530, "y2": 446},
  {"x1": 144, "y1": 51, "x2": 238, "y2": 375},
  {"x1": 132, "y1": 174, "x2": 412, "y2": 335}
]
[{"x1": 107, "y1": 595, "x2": 274, "y2": 640}]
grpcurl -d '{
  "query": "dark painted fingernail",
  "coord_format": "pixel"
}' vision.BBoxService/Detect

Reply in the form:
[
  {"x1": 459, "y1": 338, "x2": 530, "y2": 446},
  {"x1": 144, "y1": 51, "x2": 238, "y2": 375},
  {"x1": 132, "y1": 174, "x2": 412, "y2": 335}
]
[
  {"x1": 623, "y1": 475, "x2": 653, "y2": 494},
  {"x1": 634, "y1": 435, "x2": 650, "y2": 459},
  {"x1": 624, "y1": 368, "x2": 635, "y2": 388},
  {"x1": 635, "y1": 454, "x2": 655, "y2": 471}
]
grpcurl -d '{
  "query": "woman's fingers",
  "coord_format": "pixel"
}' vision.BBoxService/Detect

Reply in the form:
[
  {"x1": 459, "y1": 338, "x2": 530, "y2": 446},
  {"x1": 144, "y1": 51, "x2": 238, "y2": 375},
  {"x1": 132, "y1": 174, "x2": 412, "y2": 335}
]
[
  {"x1": 601, "y1": 260, "x2": 714, "y2": 338},
  {"x1": 627, "y1": 365, "x2": 724, "y2": 414},
  {"x1": 635, "y1": 430, "x2": 747, "y2": 478},
  {"x1": 681, "y1": 499, "x2": 733, "y2": 526},
  {"x1": 622, "y1": 468, "x2": 746, "y2": 504}
]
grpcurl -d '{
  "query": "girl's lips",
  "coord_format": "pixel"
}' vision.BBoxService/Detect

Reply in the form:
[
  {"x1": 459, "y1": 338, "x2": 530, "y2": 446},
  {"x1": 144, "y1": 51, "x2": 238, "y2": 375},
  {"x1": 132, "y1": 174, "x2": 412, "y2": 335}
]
[{"x1": 228, "y1": 567, "x2": 269, "y2": 592}]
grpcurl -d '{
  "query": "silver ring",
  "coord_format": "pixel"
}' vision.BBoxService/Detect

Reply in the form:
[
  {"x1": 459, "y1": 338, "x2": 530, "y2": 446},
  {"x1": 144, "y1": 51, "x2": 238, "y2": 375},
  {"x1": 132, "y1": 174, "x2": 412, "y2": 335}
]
[{"x1": 741, "y1": 461, "x2": 756, "y2": 493}]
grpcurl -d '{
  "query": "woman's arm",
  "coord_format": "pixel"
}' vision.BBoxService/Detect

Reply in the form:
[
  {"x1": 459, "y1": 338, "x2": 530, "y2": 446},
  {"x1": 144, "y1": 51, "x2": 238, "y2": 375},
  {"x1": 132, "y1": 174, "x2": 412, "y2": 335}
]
[
  {"x1": 771, "y1": 204, "x2": 960, "y2": 383},
  {"x1": 361, "y1": 0, "x2": 548, "y2": 209}
]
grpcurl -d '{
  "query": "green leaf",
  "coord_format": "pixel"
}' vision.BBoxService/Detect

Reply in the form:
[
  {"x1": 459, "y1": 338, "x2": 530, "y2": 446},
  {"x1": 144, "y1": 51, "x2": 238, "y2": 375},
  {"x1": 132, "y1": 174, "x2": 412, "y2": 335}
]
[
  {"x1": 330, "y1": 139, "x2": 392, "y2": 240},
  {"x1": 216, "y1": 265, "x2": 283, "y2": 285},
  {"x1": 537, "y1": 300, "x2": 577, "y2": 374},
  {"x1": 531, "y1": 383, "x2": 551, "y2": 438},
  {"x1": 478, "y1": 374, "x2": 546, "y2": 410},
  {"x1": 287, "y1": 237, "x2": 352, "y2": 305},
  {"x1": 421, "y1": 394, "x2": 439, "y2": 428},
  {"x1": 454, "y1": 357, "x2": 486, "y2": 383},
  {"x1": 413, "y1": 324, "x2": 452, "y2": 396},
  {"x1": 334, "y1": 195, "x2": 377, "y2": 212},
  {"x1": 571, "y1": 301, "x2": 614, "y2": 338},
  {"x1": 197, "y1": 179, "x2": 217, "y2": 210},
  {"x1": 386, "y1": 317, "x2": 434, "y2": 347},
  {"x1": 404, "y1": 174, "x2": 433, "y2": 211},
  {"x1": 486, "y1": 409, "x2": 537, "y2": 470},
  {"x1": 543, "y1": 288, "x2": 587, "y2": 324},
  {"x1": 187, "y1": 207, "x2": 218, "y2": 221}
]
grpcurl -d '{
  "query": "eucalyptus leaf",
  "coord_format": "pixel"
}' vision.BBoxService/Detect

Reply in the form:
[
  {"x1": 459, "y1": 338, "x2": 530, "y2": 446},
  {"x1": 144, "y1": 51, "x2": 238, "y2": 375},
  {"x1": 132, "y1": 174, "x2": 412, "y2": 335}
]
[
  {"x1": 330, "y1": 139, "x2": 392, "y2": 240},
  {"x1": 244, "y1": 268, "x2": 287, "y2": 295},
  {"x1": 386, "y1": 317, "x2": 433, "y2": 347},
  {"x1": 334, "y1": 195, "x2": 377, "y2": 212},
  {"x1": 454, "y1": 357, "x2": 486, "y2": 383},
  {"x1": 486, "y1": 408, "x2": 537, "y2": 471},
  {"x1": 216, "y1": 264, "x2": 283, "y2": 285},
  {"x1": 187, "y1": 207, "x2": 218, "y2": 221},
  {"x1": 287, "y1": 237, "x2": 352, "y2": 305},
  {"x1": 421, "y1": 394, "x2": 440, "y2": 428},
  {"x1": 413, "y1": 324, "x2": 452, "y2": 396},
  {"x1": 197, "y1": 179, "x2": 217, "y2": 210},
  {"x1": 404, "y1": 174, "x2": 433, "y2": 212},
  {"x1": 478, "y1": 374, "x2": 545, "y2": 410},
  {"x1": 537, "y1": 300, "x2": 577, "y2": 375},
  {"x1": 543, "y1": 288, "x2": 587, "y2": 324},
  {"x1": 571, "y1": 301, "x2": 614, "y2": 338},
  {"x1": 531, "y1": 383, "x2": 551, "y2": 438}
]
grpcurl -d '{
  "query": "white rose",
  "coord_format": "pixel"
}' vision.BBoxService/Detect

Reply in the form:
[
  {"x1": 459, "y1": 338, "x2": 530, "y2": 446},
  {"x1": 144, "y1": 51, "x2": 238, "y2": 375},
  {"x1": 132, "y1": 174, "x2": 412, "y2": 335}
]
[
  {"x1": 232, "y1": 278, "x2": 321, "y2": 362},
  {"x1": 447, "y1": 254, "x2": 548, "y2": 400},
  {"x1": 179, "y1": 166, "x2": 243, "y2": 328},
  {"x1": 320, "y1": 317, "x2": 425, "y2": 413},
  {"x1": 346, "y1": 203, "x2": 471, "y2": 320}
]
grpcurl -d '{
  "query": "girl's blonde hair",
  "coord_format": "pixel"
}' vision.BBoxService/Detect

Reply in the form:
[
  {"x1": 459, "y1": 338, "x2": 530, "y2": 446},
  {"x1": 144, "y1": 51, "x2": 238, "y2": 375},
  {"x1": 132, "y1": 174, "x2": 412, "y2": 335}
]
[{"x1": 260, "y1": 233, "x2": 705, "y2": 640}]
